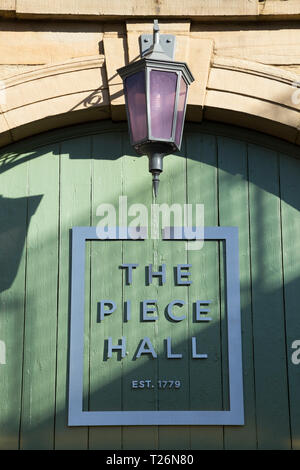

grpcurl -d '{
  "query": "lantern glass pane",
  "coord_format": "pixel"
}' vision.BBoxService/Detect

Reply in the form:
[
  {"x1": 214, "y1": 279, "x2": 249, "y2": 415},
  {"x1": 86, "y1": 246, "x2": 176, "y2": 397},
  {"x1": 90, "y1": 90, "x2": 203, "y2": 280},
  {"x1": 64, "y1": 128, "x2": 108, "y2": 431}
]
[
  {"x1": 149, "y1": 70, "x2": 177, "y2": 140},
  {"x1": 175, "y1": 77, "x2": 188, "y2": 148},
  {"x1": 125, "y1": 71, "x2": 147, "y2": 144}
]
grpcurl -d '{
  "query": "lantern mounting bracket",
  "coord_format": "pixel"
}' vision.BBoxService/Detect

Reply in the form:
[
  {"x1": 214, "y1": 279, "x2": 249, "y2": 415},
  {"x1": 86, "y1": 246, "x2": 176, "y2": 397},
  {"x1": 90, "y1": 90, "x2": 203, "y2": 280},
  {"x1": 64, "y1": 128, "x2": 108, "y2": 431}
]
[{"x1": 139, "y1": 33, "x2": 176, "y2": 60}]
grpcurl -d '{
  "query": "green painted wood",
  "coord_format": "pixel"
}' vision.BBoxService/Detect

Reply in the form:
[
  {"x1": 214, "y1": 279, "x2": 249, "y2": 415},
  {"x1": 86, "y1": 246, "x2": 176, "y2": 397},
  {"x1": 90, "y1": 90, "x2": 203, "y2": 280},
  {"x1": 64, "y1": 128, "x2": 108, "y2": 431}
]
[
  {"x1": 19, "y1": 145, "x2": 60, "y2": 449},
  {"x1": 156, "y1": 145, "x2": 191, "y2": 450},
  {"x1": 279, "y1": 153, "x2": 300, "y2": 450},
  {"x1": 0, "y1": 122, "x2": 299, "y2": 450},
  {"x1": 88, "y1": 132, "x2": 123, "y2": 450},
  {"x1": 217, "y1": 137, "x2": 257, "y2": 449},
  {"x1": 54, "y1": 136, "x2": 91, "y2": 449},
  {"x1": 186, "y1": 133, "x2": 224, "y2": 450},
  {"x1": 121, "y1": 135, "x2": 159, "y2": 450},
  {"x1": 248, "y1": 145, "x2": 291, "y2": 450},
  {"x1": 0, "y1": 153, "x2": 29, "y2": 449}
]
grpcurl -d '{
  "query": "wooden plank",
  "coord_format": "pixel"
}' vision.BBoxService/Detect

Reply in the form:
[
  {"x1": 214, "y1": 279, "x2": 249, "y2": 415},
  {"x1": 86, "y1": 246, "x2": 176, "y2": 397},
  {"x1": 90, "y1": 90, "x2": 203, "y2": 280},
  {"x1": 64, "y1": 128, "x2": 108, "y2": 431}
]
[
  {"x1": 156, "y1": 142, "x2": 190, "y2": 450},
  {"x1": 0, "y1": 153, "x2": 30, "y2": 449},
  {"x1": 248, "y1": 144, "x2": 291, "y2": 450},
  {"x1": 217, "y1": 136, "x2": 257, "y2": 449},
  {"x1": 54, "y1": 136, "x2": 91, "y2": 449},
  {"x1": 88, "y1": 132, "x2": 123, "y2": 450},
  {"x1": 121, "y1": 135, "x2": 158, "y2": 450},
  {"x1": 20, "y1": 145, "x2": 59, "y2": 449},
  {"x1": 186, "y1": 133, "x2": 224, "y2": 450},
  {"x1": 279, "y1": 153, "x2": 300, "y2": 450}
]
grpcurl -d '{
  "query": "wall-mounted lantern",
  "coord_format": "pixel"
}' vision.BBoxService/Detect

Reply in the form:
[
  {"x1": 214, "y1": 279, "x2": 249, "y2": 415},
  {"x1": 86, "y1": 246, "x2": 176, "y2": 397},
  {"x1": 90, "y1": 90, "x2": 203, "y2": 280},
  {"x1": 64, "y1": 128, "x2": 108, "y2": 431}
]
[{"x1": 117, "y1": 20, "x2": 194, "y2": 196}]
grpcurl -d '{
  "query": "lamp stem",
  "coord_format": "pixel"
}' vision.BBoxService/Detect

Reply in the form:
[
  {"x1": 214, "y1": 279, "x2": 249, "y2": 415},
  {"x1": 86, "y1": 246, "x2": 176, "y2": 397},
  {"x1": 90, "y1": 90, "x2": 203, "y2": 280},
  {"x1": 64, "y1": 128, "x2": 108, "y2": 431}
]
[
  {"x1": 148, "y1": 151, "x2": 164, "y2": 197},
  {"x1": 152, "y1": 171, "x2": 160, "y2": 198}
]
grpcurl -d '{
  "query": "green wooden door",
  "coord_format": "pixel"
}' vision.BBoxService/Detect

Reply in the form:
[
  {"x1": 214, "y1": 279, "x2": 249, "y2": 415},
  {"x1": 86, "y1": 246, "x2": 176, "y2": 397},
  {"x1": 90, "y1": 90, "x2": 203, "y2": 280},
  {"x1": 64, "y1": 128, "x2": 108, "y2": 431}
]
[{"x1": 0, "y1": 121, "x2": 299, "y2": 450}]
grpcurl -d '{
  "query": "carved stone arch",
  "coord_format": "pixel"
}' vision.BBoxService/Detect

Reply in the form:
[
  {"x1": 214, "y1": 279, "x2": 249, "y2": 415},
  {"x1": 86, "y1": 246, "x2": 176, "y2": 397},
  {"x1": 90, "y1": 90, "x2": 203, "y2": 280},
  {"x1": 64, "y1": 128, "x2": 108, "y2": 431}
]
[
  {"x1": 0, "y1": 53, "x2": 299, "y2": 148},
  {"x1": 205, "y1": 56, "x2": 300, "y2": 145},
  {"x1": 0, "y1": 56, "x2": 110, "y2": 147}
]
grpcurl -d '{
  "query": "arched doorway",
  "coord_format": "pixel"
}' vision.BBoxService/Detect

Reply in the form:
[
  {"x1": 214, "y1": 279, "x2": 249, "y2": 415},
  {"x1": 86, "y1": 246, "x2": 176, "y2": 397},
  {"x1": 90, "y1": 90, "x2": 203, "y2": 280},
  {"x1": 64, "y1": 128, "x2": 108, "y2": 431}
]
[{"x1": 0, "y1": 121, "x2": 299, "y2": 450}]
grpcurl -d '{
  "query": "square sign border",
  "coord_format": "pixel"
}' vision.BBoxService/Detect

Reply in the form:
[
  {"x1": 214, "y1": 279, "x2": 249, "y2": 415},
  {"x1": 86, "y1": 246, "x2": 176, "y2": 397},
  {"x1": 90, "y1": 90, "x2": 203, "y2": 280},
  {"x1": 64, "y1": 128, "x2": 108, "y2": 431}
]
[{"x1": 68, "y1": 226, "x2": 244, "y2": 426}]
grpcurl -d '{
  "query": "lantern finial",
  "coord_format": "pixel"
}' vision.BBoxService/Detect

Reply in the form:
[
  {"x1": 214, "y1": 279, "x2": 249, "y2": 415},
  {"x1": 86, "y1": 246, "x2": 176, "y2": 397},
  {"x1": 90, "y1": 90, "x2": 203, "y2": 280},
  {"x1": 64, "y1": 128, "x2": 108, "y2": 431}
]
[{"x1": 152, "y1": 172, "x2": 160, "y2": 198}]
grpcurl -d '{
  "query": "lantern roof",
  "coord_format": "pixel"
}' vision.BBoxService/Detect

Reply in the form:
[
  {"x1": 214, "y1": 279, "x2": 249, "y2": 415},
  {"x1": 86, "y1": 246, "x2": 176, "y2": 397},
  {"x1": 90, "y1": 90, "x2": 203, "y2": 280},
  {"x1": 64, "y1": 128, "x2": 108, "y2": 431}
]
[{"x1": 117, "y1": 57, "x2": 194, "y2": 86}]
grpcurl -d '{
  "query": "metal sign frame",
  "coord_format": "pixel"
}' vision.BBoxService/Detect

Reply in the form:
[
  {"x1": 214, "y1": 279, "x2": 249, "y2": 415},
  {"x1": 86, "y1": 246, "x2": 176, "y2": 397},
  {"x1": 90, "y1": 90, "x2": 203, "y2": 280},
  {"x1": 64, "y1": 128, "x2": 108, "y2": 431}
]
[{"x1": 68, "y1": 226, "x2": 244, "y2": 426}]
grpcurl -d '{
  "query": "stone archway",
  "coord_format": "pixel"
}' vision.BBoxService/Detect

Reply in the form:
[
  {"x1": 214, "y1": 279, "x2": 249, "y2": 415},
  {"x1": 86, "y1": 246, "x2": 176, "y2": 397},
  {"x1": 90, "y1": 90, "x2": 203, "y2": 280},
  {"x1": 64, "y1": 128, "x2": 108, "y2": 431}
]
[{"x1": 0, "y1": 51, "x2": 299, "y2": 148}]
